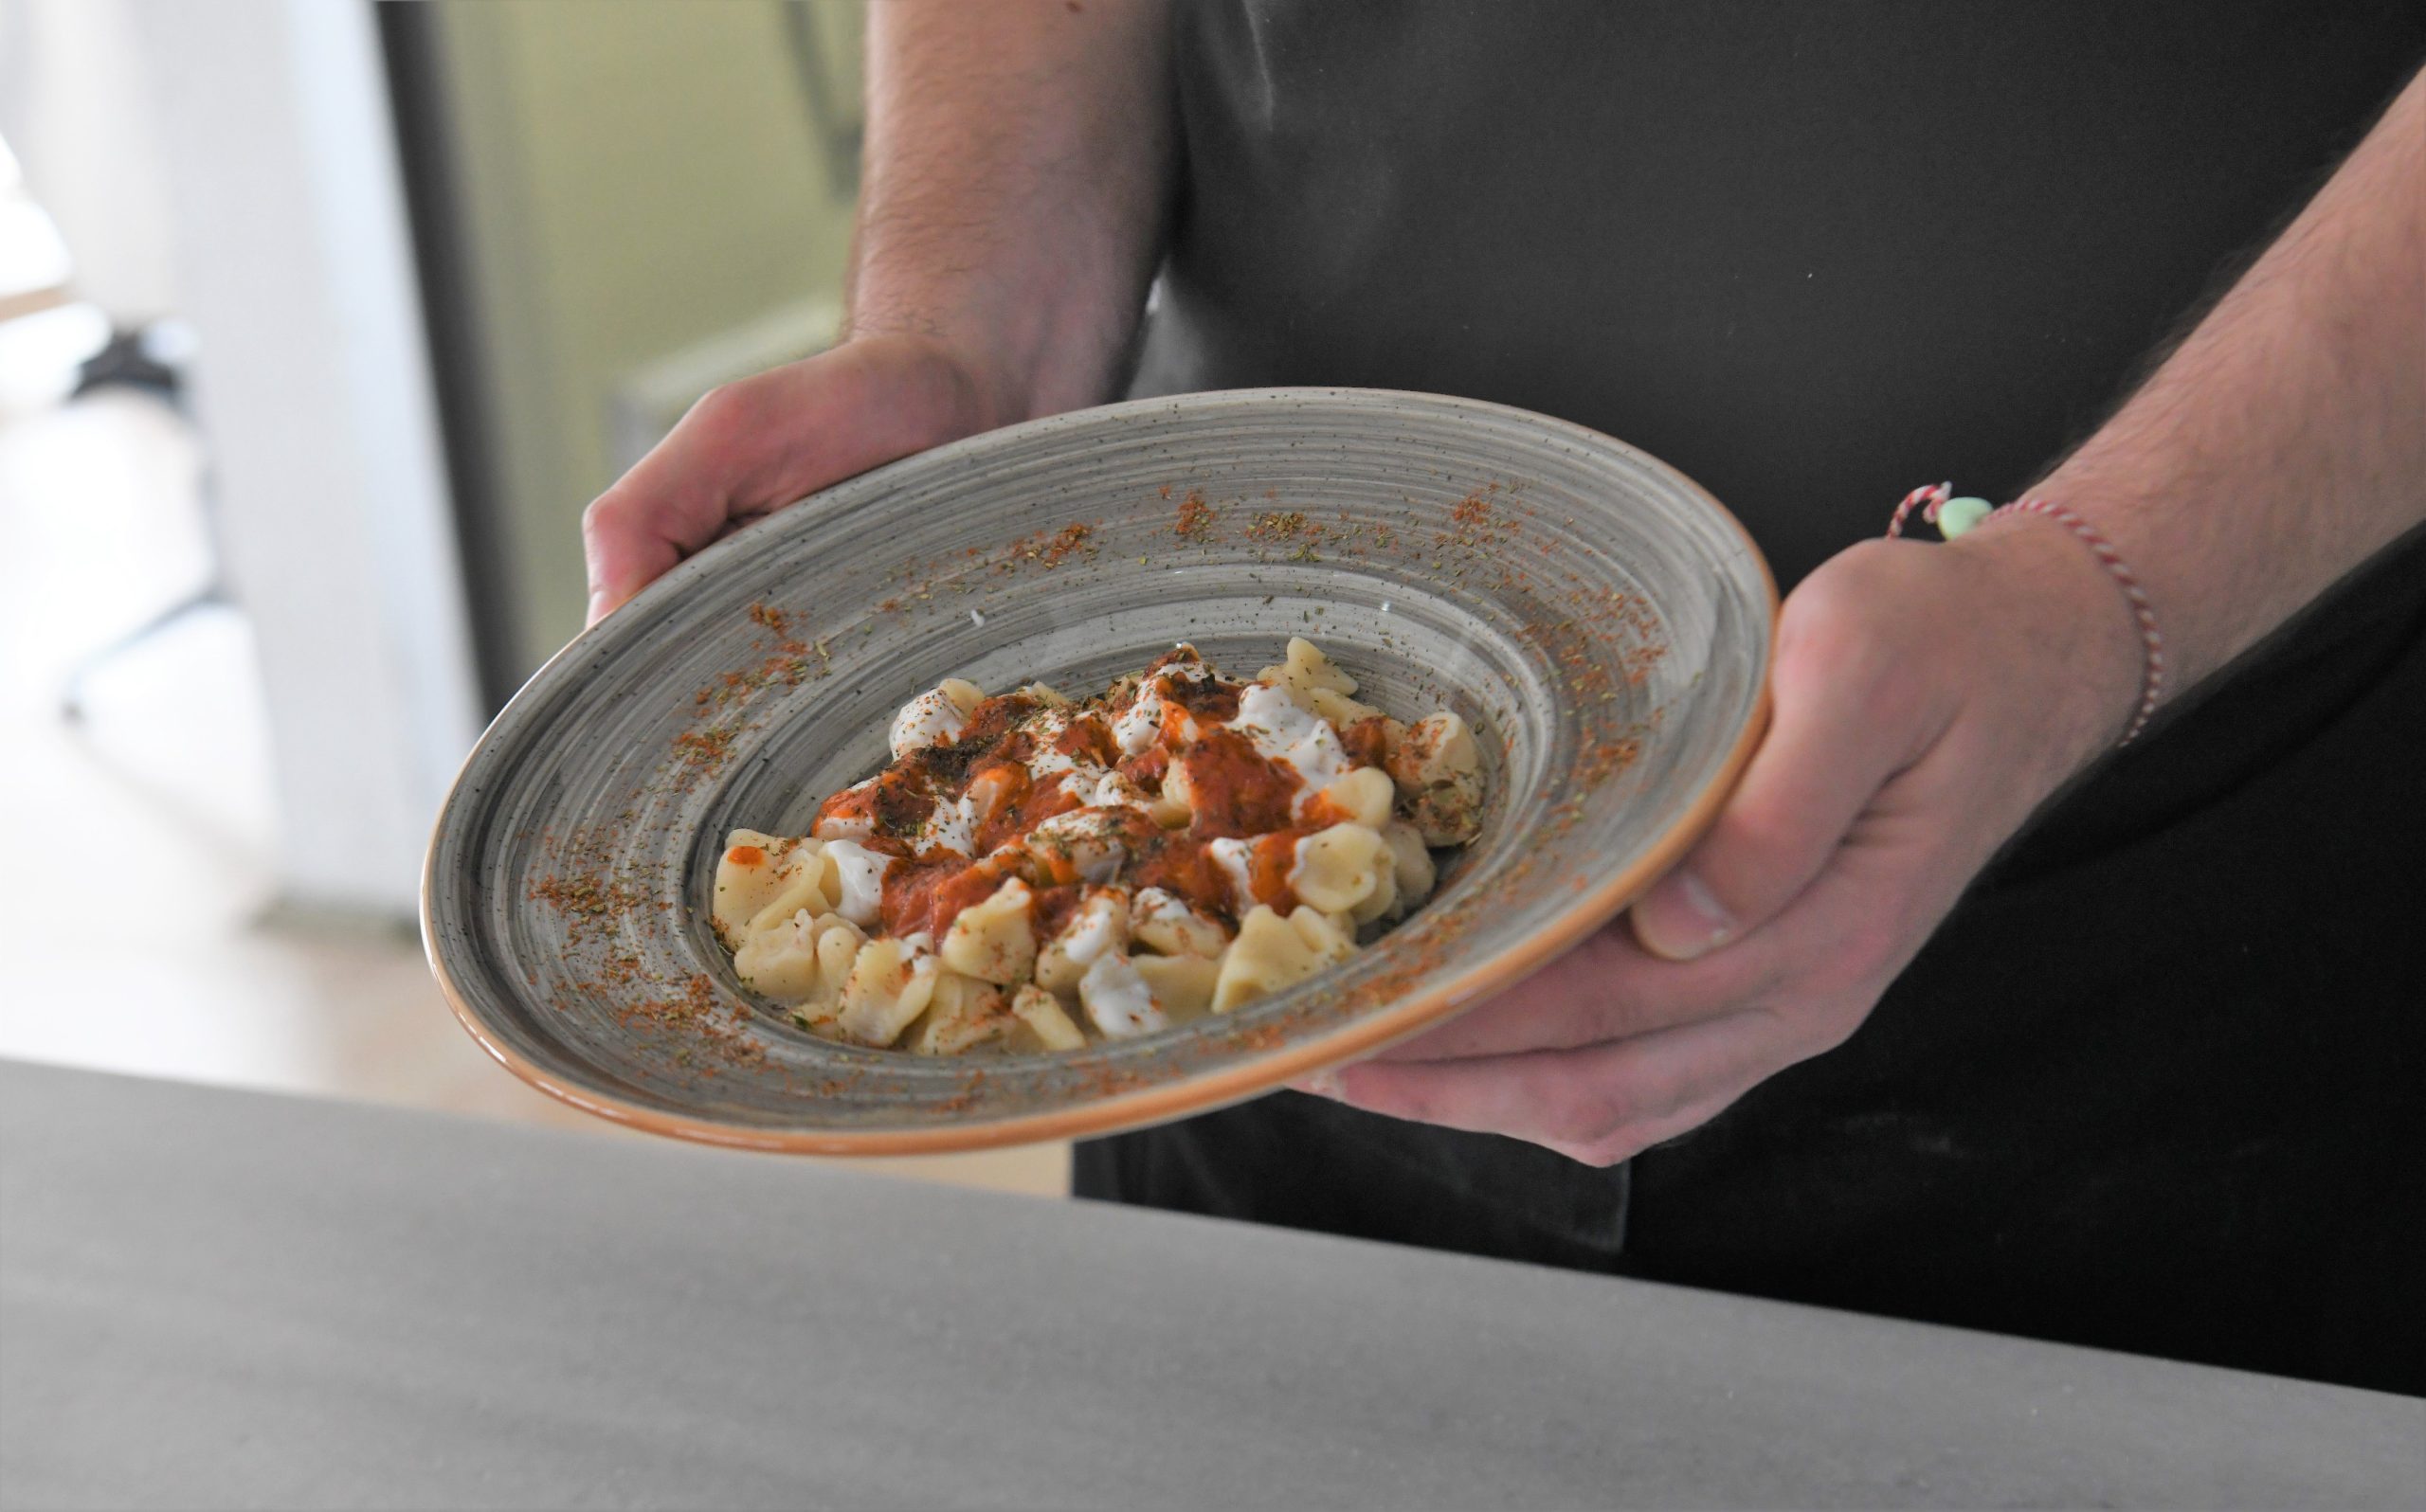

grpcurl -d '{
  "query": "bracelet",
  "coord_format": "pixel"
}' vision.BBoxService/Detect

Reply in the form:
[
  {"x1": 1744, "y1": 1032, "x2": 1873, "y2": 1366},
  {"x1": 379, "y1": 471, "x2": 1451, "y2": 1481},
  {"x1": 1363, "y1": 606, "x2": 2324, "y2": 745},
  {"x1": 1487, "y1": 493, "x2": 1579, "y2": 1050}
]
[{"x1": 1888, "y1": 481, "x2": 2165, "y2": 746}]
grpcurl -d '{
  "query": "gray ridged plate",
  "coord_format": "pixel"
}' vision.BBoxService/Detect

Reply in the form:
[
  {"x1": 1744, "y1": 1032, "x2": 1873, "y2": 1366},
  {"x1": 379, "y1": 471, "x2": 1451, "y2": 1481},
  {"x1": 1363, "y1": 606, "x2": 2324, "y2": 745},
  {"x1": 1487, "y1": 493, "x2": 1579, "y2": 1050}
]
[{"x1": 422, "y1": 388, "x2": 1775, "y2": 1153}]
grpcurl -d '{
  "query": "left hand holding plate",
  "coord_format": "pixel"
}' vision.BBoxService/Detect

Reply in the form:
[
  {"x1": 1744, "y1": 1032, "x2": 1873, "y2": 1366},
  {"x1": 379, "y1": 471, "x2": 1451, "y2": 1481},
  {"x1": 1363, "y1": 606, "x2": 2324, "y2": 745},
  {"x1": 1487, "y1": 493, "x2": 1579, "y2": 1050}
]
[{"x1": 1306, "y1": 524, "x2": 2142, "y2": 1165}]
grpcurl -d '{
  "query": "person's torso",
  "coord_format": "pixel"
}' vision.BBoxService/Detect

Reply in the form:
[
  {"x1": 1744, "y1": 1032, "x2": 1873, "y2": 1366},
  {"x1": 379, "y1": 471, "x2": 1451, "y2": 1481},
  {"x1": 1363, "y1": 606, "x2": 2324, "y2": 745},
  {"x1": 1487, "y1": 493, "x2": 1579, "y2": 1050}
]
[
  {"x1": 1142, "y1": 0, "x2": 2424, "y2": 588},
  {"x1": 1104, "y1": 2, "x2": 2426, "y2": 1392}
]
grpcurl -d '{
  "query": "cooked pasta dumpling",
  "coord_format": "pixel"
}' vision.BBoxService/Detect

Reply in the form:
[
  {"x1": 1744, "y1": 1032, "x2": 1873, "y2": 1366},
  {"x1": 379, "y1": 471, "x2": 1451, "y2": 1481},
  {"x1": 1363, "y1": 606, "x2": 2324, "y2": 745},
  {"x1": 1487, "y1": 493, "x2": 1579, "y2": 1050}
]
[
  {"x1": 939, "y1": 876, "x2": 1038, "y2": 984},
  {"x1": 713, "y1": 639, "x2": 1486, "y2": 1053},
  {"x1": 733, "y1": 908, "x2": 861, "y2": 1012}
]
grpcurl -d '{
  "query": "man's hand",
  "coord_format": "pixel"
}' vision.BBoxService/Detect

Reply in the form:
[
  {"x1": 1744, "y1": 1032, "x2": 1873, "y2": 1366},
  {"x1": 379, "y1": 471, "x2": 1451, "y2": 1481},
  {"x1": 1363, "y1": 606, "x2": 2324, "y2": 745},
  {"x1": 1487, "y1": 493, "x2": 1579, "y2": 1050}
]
[
  {"x1": 1314, "y1": 525, "x2": 2142, "y2": 1165},
  {"x1": 582, "y1": 334, "x2": 1003, "y2": 624},
  {"x1": 583, "y1": 0, "x2": 1176, "y2": 624},
  {"x1": 1310, "y1": 68, "x2": 2422, "y2": 1164}
]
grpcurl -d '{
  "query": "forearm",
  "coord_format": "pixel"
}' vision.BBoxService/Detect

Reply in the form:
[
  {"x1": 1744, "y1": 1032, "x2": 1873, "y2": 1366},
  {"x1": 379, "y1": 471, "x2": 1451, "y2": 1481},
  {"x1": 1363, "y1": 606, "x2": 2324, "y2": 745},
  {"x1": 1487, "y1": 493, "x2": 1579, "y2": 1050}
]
[
  {"x1": 1984, "y1": 68, "x2": 2426, "y2": 755},
  {"x1": 850, "y1": 0, "x2": 1176, "y2": 423}
]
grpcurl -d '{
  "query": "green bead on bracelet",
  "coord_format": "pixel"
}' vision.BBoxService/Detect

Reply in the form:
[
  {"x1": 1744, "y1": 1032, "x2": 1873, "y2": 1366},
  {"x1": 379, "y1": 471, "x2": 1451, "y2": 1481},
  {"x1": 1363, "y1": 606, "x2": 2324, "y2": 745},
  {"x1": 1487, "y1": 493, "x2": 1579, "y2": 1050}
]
[{"x1": 1934, "y1": 495, "x2": 1996, "y2": 538}]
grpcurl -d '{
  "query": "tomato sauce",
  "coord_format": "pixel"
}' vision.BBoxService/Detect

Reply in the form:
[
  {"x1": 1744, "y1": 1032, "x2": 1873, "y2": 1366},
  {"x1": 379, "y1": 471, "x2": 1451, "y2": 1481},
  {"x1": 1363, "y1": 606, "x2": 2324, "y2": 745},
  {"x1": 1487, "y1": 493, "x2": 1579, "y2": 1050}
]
[
  {"x1": 1128, "y1": 832, "x2": 1232, "y2": 919},
  {"x1": 957, "y1": 692, "x2": 1041, "y2": 746},
  {"x1": 1143, "y1": 646, "x2": 1206, "y2": 677},
  {"x1": 1340, "y1": 715, "x2": 1391, "y2": 769},
  {"x1": 1176, "y1": 729, "x2": 1303, "y2": 839},
  {"x1": 1053, "y1": 714, "x2": 1116, "y2": 766},
  {"x1": 1027, "y1": 881, "x2": 1087, "y2": 942},
  {"x1": 1160, "y1": 671, "x2": 1243, "y2": 724},
  {"x1": 1117, "y1": 745, "x2": 1171, "y2": 790},
  {"x1": 878, "y1": 855, "x2": 960, "y2": 939},
  {"x1": 1246, "y1": 830, "x2": 1308, "y2": 911},
  {"x1": 1300, "y1": 789, "x2": 1354, "y2": 827},
  {"x1": 880, "y1": 852, "x2": 1023, "y2": 941},
  {"x1": 814, "y1": 782, "x2": 877, "y2": 835},
  {"x1": 871, "y1": 766, "x2": 937, "y2": 838},
  {"x1": 821, "y1": 646, "x2": 1390, "y2": 942},
  {"x1": 975, "y1": 769, "x2": 1086, "y2": 854}
]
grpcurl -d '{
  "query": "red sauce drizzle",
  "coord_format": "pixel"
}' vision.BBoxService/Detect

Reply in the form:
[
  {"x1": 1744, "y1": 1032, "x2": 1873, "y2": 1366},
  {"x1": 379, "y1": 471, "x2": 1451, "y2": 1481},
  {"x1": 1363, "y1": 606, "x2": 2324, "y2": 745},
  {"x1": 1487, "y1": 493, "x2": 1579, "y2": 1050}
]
[
  {"x1": 1028, "y1": 882, "x2": 1086, "y2": 942},
  {"x1": 958, "y1": 693, "x2": 1040, "y2": 745},
  {"x1": 878, "y1": 855, "x2": 959, "y2": 938},
  {"x1": 880, "y1": 852, "x2": 1023, "y2": 941},
  {"x1": 813, "y1": 782, "x2": 876, "y2": 836},
  {"x1": 1053, "y1": 715, "x2": 1116, "y2": 766},
  {"x1": 1176, "y1": 729, "x2": 1303, "y2": 839},
  {"x1": 1160, "y1": 672, "x2": 1243, "y2": 724},
  {"x1": 1117, "y1": 746, "x2": 1170, "y2": 790},
  {"x1": 1246, "y1": 830, "x2": 1308, "y2": 910},
  {"x1": 1128, "y1": 833, "x2": 1234, "y2": 920},
  {"x1": 975, "y1": 769, "x2": 1085, "y2": 854},
  {"x1": 1143, "y1": 646, "x2": 1207, "y2": 677},
  {"x1": 1300, "y1": 788, "x2": 1357, "y2": 827},
  {"x1": 871, "y1": 767, "x2": 937, "y2": 838},
  {"x1": 803, "y1": 645, "x2": 1403, "y2": 953},
  {"x1": 1340, "y1": 715, "x2": 1391, "y2": 769}
]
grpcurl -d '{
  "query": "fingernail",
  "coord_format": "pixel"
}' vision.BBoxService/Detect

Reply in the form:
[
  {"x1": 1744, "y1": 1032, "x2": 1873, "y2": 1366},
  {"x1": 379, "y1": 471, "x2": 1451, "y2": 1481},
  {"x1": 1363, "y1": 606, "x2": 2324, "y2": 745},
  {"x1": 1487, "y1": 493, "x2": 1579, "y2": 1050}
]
[
  {"x1": 1634, "y1": 869, "x2": 1734, "y2": 961},
  {"x1": 586, "y1": 590, "x2": 608, "y2": 625}
]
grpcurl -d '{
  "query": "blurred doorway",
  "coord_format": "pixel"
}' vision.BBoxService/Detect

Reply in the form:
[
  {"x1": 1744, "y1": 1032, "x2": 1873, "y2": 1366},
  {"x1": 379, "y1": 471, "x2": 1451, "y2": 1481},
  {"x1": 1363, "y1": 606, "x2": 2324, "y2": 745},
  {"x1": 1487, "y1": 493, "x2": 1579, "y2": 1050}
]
[{"x1": 383, "y1": 2, "x2": 868, "y2": 701}]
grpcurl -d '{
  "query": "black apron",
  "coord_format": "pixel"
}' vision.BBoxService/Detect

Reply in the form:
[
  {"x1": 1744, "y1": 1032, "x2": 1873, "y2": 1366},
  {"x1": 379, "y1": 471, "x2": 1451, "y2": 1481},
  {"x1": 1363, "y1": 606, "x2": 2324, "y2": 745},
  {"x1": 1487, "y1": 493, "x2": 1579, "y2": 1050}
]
[{"x1": 1085, "y1": 0, "x2": 2426, "y2": 1394}]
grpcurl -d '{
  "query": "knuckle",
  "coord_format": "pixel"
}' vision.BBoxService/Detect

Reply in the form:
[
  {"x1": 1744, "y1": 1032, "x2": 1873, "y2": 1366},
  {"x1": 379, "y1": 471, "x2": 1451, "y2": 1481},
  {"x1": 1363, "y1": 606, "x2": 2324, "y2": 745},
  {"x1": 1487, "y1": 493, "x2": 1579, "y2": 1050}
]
[
  {"x1": 686, "y1": 380, "x2": 765, "y2": 444},
  {"x1": 1779, "y1": 543, "x2": 1923, "y2": 676},
  {"x1": 1780, "y1": 600, "x2": 1889, "y2": 694}
]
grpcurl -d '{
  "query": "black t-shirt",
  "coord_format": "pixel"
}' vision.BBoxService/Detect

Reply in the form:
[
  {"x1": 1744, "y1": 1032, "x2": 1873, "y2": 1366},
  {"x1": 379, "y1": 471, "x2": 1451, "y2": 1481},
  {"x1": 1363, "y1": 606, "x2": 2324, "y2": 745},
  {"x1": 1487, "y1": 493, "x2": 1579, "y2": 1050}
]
[{"x1": 1086, "y1": 1, "x2": 2426, "y2": 1393}]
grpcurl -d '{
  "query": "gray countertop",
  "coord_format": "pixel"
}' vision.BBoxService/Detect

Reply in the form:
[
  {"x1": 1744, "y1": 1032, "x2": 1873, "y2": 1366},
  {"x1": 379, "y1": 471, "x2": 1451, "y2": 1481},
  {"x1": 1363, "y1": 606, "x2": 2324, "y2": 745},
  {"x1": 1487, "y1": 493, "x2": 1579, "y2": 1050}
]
[{"x1": 2, "y1": 1060, "x2": 2415, "y2": 1510}]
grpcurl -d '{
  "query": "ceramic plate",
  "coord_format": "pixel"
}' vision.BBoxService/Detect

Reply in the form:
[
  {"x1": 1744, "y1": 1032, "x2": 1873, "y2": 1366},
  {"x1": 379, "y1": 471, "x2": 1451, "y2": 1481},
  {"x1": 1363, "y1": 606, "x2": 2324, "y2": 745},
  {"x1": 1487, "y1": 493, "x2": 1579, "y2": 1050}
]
[{"x1": 423, "y1": 388, "x2": 1775, "y2": 1153}]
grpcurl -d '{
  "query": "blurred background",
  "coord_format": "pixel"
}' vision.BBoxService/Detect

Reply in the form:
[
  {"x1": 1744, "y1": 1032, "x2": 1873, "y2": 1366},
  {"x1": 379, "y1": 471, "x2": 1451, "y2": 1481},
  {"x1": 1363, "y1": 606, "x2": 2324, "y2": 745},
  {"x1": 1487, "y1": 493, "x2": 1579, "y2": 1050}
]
[{"x1": 0, "y1": 0, "x2": 1065, "y2": 1194}]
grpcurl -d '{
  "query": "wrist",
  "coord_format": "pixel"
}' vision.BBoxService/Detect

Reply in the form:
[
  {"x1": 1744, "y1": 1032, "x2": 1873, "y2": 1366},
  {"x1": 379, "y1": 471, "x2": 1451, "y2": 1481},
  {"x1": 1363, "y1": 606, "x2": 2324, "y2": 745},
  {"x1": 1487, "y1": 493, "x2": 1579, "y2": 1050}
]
[
  {"x1": 1949, "y1": 513, "x2": 2147, "y2": 783},
  {"x1": 843, "y1": 276, "x2": 1139, "y2": 429},
  {"x1": 824, "y1": 327, "x2": 1047, "y2": 451},
  {"x1": 846, "y1": 229, "x2": 1159, "y2": 423}
]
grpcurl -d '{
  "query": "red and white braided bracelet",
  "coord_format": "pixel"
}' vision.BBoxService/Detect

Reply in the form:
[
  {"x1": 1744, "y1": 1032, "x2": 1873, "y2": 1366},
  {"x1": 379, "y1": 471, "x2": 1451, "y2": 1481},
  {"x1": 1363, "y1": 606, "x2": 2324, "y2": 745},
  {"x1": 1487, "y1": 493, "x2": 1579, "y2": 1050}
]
[{"x1": 1889, "y1": 481, "x2": 2165, "y2": 745}]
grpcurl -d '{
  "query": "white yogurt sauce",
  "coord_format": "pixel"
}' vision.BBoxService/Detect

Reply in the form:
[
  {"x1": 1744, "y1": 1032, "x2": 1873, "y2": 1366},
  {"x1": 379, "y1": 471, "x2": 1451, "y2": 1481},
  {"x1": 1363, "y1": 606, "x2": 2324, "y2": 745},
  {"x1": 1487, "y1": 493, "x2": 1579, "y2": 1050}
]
[
  {"x1": 1206, "y1": 836, "x2": 1258, "y2": 914},
  {"x1": 823, "y1": 838, "x2": 895, "y2": 927},
  {"x1": 1055, "y1": 890, "x2": 1129, "y2": 966},
  {"x1": 1132, "y1": 887, "x2": 1190, "y2": 933},
  {"x1": 889, "y1": 686, "x2": 969, "y2": 761},
  {"x1": 1227, "y1": 682, "x2": 1354, "y2": 817},
  {"x1": 1019, "y1": 709, "x2": 1078, "y2": 776},
  {"x1": 1112, "y1": 683, "x2": 1165, "y2": 756},
  {"x1": 1078, "y1": 952, "x2": 1168, "y2": 1038},
  {"x1": 923, "y1": 791, "x2": 982, "y2": 858}
]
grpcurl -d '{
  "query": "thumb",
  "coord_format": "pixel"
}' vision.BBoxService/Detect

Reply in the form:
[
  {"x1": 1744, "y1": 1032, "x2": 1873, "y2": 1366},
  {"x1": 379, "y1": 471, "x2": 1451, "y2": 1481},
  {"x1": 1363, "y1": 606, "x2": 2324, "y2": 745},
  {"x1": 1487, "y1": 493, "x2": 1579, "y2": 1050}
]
[{"x1": 1631, "y1": 586, "x2": 1938, "y2": 960}]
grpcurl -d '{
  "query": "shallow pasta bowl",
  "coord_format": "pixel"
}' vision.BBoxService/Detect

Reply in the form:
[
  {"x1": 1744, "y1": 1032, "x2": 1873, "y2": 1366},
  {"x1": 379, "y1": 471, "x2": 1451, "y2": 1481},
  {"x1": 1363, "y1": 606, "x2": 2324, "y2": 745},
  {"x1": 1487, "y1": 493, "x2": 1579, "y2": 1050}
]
[{"x1": 422, "y1": 388, "x2": 1775, "y2": 1154}]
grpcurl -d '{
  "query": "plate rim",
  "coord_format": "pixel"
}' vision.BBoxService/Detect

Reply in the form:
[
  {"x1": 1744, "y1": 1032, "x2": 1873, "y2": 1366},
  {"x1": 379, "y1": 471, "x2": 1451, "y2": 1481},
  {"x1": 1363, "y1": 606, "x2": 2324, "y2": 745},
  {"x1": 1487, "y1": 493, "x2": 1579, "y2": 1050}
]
[{"x1": 420, "y1": 386, "x2": 1780, "y2": 1155}]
